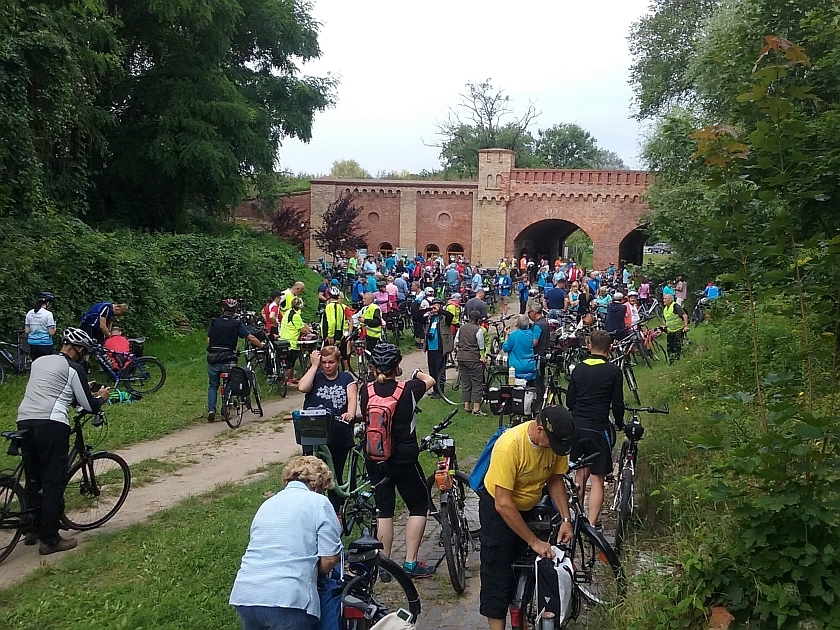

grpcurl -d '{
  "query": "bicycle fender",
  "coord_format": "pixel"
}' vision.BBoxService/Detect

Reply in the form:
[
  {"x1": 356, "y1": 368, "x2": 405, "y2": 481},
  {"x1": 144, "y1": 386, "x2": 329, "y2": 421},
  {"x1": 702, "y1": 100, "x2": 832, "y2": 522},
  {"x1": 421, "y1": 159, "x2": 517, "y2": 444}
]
[{"x1": 580, "y1": 521, "x2": 620, "y2": 567}]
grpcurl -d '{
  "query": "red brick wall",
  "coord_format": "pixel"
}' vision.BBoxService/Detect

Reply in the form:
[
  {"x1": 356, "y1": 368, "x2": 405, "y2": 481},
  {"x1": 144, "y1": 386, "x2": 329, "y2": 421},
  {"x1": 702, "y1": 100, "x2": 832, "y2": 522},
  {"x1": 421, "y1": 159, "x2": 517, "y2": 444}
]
[
  {"x1": 340, "y1": 187, "x2": 401, "y2": 254},
  {"x1": 415, "y1": 191, "x2": 474, "y2": 260}
]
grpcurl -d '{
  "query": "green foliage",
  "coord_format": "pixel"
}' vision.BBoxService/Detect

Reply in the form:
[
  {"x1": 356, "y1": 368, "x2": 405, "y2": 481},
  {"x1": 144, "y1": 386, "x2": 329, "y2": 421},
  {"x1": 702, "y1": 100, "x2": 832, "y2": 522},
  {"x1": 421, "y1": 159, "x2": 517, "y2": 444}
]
[
  {"x1": 329, "y1": 159, "x2": 371, "y2": 179},
  {"x1": 534, "y1": 123, "x2": 627, "y2": 169},
  {"x1": 0, "y1": 214, "x2": 320, "y2": 339}
]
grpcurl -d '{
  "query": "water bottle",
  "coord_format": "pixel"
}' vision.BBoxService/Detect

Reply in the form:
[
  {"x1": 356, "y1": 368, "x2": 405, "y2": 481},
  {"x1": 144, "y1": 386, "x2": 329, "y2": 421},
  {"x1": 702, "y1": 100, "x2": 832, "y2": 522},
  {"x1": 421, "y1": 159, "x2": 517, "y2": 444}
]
[{"x1": 508, "y1": 365, "x2": 516, "y2": 386}]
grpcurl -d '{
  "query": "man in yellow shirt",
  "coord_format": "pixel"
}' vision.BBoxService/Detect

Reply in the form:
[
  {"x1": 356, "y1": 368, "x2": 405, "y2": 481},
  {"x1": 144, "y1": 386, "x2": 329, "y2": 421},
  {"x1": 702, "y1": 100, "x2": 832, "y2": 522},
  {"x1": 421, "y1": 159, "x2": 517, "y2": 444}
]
[{"x1": 479, "y1": 405, "x2": 575, "y2": 630}]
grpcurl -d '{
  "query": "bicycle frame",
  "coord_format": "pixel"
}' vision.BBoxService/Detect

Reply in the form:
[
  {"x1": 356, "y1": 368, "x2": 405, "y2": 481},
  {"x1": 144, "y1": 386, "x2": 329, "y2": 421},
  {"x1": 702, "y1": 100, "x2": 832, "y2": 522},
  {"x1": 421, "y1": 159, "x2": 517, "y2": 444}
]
[
  {"x1": 0, "y1": 331, "x2": 32, "y2": 373},
  {"x1": 92, "y1": 346, "x2": 147, "y2": 388}
]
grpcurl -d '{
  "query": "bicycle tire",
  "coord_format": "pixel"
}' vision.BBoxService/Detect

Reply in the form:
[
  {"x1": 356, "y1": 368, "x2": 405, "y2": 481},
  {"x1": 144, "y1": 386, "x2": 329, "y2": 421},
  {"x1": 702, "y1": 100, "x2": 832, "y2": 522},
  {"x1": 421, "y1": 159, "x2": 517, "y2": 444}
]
[
  {"x1": 635, "y1": 339, "x2": 652, "y2": 369},
  {"x1": 623, "y1": 365, "x2": 641, "y2": 405},
  {"x1": 344, "y1": 555, "x2": 421, "y2": 628},
  {"x1": 440, "y1": 496, "x2": 469, "y2": 595},
  {"x1": 226, "y1": 397, "x2": 245, "y2": 429},
  {"x1": 436, "y1": 364, "x2": 461, "y2": 406},
  {"x1": 614, "y1": 468, "x2": 633, "y2": 555},
  {"x1": 0, "y1": 360, "x2": 5, "y2": 385},
  {"x1": 0, "y1": 477, "x2": 25, "y2": 563},
  {"x1": 62, "y1": 451, "x2": 131, "y2": 530},
  {"x1": 250, "y1": 371, "x2": 263, "y2": 417},
  {"x1": 490, "y1": 336, "x2": 502, "y2": 357},
  {"x1": 573, "y1": 523, "x2": 624, "y2": 606},
  {"x1": 426, "y1": 471, "x2": 481, "y2": 537},
  {"x1": 122, "y1": 356, "x2": 167, "y2": 395}
]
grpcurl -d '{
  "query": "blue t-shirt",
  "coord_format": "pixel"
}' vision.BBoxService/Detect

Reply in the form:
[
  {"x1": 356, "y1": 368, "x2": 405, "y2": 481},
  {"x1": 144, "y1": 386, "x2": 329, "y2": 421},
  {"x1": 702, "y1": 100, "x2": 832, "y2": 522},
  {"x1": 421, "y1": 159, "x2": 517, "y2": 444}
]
[
  {"x1": 497, "y1": 275, "x2": 512, "y2": 296},
  {"x1": 445, "y1": 268, "x2": 459, "y2": 286},
  {"x1": 303, "y1": 370, "x2": 356, "y2": 447},
  {"x1": 81, "y1": 302, "x2": 113, "y2": 327},
  {"x1": 502, "y1": 328, "x2": 536, "y2": 380},
  {"x1": 427, "y1": 317, "x2": 442, "y2": 351},
  {"x1": 471, "y1": 273, "x2": 482, "y2": 292},
  {"x1": 385, "y1": 256, "x2": 396, "y2": 271},
  {"x1": 545, "y1": 288, "x2": 567, "y2": 310},
  {"x1": 587, "y1": 278, "x2": 600, "y2": 295},
  {"x1": 705, "y1": 285, "x2": 721, "y2": 299},
  {"x1": 622, "y1": 269, "x2": 631, "y2": 284},
  {"x1": 663, "y1": 285, "x2": 675, "y2": 296},
  {"x1": 366, "y1": 276, "x2": 378, "y2": 293},
  {"x1": 351, "y1": 280, "x2": 365, "y2": 302}
]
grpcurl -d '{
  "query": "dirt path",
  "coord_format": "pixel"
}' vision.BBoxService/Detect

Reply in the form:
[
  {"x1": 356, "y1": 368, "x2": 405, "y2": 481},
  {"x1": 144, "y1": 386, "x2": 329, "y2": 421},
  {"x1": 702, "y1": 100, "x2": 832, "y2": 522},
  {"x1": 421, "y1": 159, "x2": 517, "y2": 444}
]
[{"x1": 0, "y1": 350, "x2": 430, "y2": 588}]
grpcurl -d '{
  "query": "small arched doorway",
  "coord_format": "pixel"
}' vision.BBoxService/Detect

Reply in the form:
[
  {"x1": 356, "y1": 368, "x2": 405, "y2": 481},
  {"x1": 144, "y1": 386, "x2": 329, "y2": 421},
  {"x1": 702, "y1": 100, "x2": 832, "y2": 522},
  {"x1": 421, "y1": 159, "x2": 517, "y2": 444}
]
[
  {"x1": 424, "y1": 243, "x2": 440, "y2": 259},
  {"x1": 378, "y1": 242, "x2": 394, "y2": 257},
  {"x1": 447, "y1": 243, "x2": 465, "y2": 262}
]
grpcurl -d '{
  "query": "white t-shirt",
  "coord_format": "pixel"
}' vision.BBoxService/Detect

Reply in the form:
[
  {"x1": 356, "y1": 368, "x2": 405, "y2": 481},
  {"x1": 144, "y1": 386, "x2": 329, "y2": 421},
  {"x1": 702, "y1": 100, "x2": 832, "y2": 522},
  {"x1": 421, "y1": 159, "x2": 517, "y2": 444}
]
[{"x1": 25, "y1": 309, "x2": 56, "y2": 345}]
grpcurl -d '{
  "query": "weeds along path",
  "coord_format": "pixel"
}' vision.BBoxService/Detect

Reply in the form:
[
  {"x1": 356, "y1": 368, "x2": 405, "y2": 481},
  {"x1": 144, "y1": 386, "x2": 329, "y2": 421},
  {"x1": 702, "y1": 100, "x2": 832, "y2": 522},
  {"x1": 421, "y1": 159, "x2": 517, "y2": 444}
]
[{"x1": 0, "y1": 350, "x2": 429, "y2": 588}]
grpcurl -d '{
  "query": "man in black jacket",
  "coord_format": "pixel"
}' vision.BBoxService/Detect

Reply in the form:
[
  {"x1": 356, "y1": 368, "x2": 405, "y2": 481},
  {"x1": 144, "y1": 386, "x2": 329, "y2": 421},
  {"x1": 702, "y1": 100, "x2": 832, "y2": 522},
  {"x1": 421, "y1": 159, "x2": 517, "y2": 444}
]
[
  {"x1": 566, "y1": 330, "x2": 625, "y2": 527},
  {"x1": 206, "y1": 299, "x2": 263, "y2": 422}
]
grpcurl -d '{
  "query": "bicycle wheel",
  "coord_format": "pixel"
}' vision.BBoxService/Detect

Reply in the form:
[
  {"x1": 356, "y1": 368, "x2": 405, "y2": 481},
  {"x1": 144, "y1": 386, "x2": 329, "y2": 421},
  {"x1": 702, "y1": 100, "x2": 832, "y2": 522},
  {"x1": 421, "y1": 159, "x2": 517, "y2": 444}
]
[
  {"x1": 62, "y1": 452, "x2": 131, "y2": 530},
  {"x1": 634, "y1": 339, "x2": 652, "y2": 369},
  {"x1": 573, "y1": 524, "x2": 624, "y2": 606},
  {"x1": 436, "y1": 364, "x2": 461, "y2": 406},
  {"x1": 426, "y1": 471, "x2": 480, "y2": 537},
  {"x1": 440, "y1": 491, "x2": 468, "y2": 593},
  {"x1": 122, "y1": 357, "x2": 166, "y2": 395},
  {"x1": 277, "y1": 361, "x2": 288, "y2": 398},
  {"x1": 249, "y1": 371, "x2": 263, "y2": 417},
  {"x1": 614, "y1": 467, "x2": 633, "y2": 555},
  {"x1": 226, "y1": 397, "x2": 245, "y2": 429},
  {"x1": 344, "y1": 555, "x2": 421, "y2": 627},
  {"x1": 0, "y1": 477, "x2": 25, "y2": 563},
  {"x1": 0, "y1": 360, "x2": 6, "y2": 384},
  {"x1": 490, "y1": 335, "x2": 502, "y2": 357},
  {"x1": 623, "y1": 365, "x2": 641, "y2": 405}
]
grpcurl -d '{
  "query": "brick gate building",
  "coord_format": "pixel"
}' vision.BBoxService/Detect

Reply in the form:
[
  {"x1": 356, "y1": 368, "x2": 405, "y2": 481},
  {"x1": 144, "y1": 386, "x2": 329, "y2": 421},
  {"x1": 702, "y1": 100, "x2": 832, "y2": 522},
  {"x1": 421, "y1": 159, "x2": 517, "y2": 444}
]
[{"x1": 249, "y1": 149, "x2": 652, "y2": 269}]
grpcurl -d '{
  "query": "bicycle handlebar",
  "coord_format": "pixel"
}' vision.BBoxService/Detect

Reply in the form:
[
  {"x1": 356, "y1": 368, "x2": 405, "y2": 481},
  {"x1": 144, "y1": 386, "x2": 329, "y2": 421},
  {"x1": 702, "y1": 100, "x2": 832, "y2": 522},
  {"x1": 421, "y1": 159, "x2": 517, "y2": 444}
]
[
  {"x1": 625, "y1": 403, "x2": 669, "y2": 415},
  {"x1": 568, "y1": 450, "x2": 600, "y2": 471},
  {"x1": 419, "y1": 409, "x2": 458, "y2": 449}
]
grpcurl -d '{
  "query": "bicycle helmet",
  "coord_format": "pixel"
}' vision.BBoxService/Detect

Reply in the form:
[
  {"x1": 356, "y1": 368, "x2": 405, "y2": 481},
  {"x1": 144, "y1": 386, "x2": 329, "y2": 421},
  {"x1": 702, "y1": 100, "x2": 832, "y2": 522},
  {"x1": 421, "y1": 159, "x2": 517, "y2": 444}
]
[
  {"x1": 327, "y1": 286, "x2": 341, "y2": 298},
  {"x1": 528, "y1": 287, "x2": 539, "y2": 297},
  {"x1": 39, "y1": 291, "x2": 55, "y2": 302},
  {"x1": 269, "y1": 290, "x2": 282, "y2": 299},
  {"x1": 424, "y1": 287, "x2": 435, "y2": 296},
  {"x1": 222, "y1": 298, "x2": 238, "y2": 310},
  {"x1": 62, "y1": 327, "x2": 95, "y2": 351},
  {"x1": 450, "y1": 293, "x2": 461, "y2": 301},
  {"x1": 369, "y1": 343, "x2": 402, "y2": 370},
  {"x1": 330, "y1": 278, "x2": 340, "y2": 286},
  {"x1": 431, "y1": 298, "x2": 445, "y2": 306}
]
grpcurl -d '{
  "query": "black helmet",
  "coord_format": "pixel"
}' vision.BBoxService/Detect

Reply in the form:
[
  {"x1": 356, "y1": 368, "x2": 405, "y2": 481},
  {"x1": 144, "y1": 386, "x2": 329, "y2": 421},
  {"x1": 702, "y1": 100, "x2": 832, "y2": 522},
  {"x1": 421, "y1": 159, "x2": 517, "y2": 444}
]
[
  {"x1": 370, "y1": 343, "x2": 402, "y2": 370},
  {"x1": 269, "y1": 290, "x2": 283, "y2": 299},
  {"x1": 625, "y1": 422, "x2": 644, "y2": 441},
  {"x1": 39, "y1": 291, "x2": 55, "y2": 302}
]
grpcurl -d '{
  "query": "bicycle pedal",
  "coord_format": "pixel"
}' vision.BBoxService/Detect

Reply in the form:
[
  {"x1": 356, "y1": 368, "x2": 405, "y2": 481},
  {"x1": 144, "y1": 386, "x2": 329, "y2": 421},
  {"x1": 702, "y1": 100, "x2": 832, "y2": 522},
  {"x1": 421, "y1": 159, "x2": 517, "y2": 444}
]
[{"x1": 573, "y1": 570, "x2": 591, "y2": 584}]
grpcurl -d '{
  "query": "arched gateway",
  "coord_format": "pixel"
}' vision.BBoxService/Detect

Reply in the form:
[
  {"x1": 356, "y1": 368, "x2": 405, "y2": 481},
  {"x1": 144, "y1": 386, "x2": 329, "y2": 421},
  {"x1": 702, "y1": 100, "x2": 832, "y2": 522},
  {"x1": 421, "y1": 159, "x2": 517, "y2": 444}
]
[{"x1": 271, "y1": 149, "x2": 651, "y2": 269}]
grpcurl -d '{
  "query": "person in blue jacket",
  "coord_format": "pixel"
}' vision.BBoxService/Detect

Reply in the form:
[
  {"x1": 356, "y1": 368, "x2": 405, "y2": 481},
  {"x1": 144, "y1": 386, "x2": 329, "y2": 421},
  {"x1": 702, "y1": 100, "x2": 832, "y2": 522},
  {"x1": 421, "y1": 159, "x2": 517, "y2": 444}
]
[{"x1": 502, "y1": 315, "x2": 536, "y2": 382}]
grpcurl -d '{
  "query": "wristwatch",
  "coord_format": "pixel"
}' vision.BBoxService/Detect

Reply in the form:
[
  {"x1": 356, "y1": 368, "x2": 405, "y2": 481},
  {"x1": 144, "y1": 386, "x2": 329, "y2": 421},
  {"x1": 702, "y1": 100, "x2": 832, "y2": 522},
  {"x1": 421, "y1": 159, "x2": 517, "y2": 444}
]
[{"x1": 560, "y1": 517, "x2": 573, "y2": 524}]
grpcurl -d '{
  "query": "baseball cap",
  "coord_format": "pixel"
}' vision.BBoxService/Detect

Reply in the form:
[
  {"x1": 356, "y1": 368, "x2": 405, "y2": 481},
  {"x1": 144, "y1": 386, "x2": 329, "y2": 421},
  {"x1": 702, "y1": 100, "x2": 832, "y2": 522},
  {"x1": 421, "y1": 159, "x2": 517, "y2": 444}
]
[
  {"x1": 450, "y1": 293, "x2": 461, "y2": 300},
  {"x1": 538, "y1": 405, "x2": 575, "y2": 456}
]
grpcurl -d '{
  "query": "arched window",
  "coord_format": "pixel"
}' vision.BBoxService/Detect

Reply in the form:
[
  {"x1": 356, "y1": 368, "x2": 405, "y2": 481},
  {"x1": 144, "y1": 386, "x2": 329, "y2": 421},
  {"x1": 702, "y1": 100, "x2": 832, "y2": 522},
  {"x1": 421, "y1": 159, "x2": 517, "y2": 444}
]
[
  {"x1": 447, "y1": 243, "x2": 465, "y2": 262},
  {"x1": 378, "y1": 242, "x2": 394, "y2": 257},
  {"x1": 424, "y1": 244, "x2": 440, "y2": 259}
]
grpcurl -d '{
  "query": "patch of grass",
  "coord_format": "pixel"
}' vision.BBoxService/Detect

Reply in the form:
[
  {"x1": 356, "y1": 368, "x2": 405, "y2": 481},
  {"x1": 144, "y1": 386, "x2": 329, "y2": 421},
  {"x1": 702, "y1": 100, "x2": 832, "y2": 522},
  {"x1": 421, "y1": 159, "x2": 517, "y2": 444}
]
[{"x1": 130, "y1": 458, "x2": 189, "y2": 489}]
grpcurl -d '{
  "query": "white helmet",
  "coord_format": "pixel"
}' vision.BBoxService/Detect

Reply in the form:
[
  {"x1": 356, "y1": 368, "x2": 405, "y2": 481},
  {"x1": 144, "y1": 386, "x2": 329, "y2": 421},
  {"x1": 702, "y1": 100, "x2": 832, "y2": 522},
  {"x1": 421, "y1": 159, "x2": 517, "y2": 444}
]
[{"x1": 62, "y1": 327, "x2": 95, "y2": 351}]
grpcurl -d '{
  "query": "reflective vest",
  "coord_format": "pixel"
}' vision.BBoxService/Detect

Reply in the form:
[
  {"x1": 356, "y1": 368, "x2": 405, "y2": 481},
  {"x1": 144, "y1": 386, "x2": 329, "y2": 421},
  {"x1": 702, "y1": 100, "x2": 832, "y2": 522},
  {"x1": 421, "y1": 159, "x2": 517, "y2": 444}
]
[
  {"x1": 663, "y1": 303, "x2": 683, "y2": 333},
  {"x1": 362, "y1": 304, "x2": 382, "y2": 338},
  {"x1": 322, "y1": 301, "x2": 346, "y2": 340}
]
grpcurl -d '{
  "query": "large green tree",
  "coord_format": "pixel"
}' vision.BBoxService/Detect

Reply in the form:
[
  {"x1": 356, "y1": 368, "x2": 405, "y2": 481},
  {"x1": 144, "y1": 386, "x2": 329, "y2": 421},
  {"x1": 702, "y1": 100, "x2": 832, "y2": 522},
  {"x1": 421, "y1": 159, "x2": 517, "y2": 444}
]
[
  {"x1": 87, "y1": 0, "x2": 335, "y2": 231},
  {"x1": 534, "y1": 123, "x2": 627, "y2": 169},
  {"x1": 329, "y1": 159, "x2": 371, "y2": 179}
]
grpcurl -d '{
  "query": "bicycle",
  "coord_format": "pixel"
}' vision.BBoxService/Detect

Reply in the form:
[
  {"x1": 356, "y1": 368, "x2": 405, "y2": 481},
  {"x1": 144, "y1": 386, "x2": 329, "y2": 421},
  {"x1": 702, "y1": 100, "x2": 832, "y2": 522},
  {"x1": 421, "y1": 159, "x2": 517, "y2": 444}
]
[
  {"x1": 510, "y1": 451, "x2": 624, "y2": 629},
  {"x1": 486, "y1": 314, "x2": 514, "y2": 356},
  {"x1": 0, "y1": 408, "x2": 131, "y2": 562},
  {"x1": 0, "y1": 330, "x2": 32, "y2": 384},
  {"x1": 610, "y1": 404, "x2": 669, "y2": 555},
  {"x1": 91, "y1": 343, "x2": 166, "y2": 396},
  {"x1": 346, "y1": 331, "x2": 374, "y2": 384},
  {"x1": 419, "y1": 409, "x2": 481, "y2": 594},
  {"x1": 609, "y1": 336, "x2": 643, "y2": 405},
  {"x1": 220, "y1": 348, "x2": 263, "y2": 429},
  {"x1": 435, "y1": 351, "x2": 508, "y2": 408},
  {"x1": 341, "y1": 483, "x2": 422, "y2": 629}
]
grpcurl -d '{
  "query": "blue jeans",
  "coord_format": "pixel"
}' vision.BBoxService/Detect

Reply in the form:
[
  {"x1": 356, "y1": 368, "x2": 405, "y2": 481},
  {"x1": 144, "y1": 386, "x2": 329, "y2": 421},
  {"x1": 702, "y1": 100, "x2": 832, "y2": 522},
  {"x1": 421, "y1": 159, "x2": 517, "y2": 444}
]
[
  {"x1": 208, "y1": 362, "x2": 234, "y2": 411},
  {"x1": 234, "y1": 606, "x2": 317, "y2": 630}
]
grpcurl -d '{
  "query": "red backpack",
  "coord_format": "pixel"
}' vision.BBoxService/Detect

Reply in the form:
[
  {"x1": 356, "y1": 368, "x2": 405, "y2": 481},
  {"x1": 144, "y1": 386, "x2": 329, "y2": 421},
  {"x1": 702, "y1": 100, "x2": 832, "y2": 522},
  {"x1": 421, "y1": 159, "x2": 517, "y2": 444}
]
[{"x1": 365, "y1": 382, "x2": 406, "y2": 461}]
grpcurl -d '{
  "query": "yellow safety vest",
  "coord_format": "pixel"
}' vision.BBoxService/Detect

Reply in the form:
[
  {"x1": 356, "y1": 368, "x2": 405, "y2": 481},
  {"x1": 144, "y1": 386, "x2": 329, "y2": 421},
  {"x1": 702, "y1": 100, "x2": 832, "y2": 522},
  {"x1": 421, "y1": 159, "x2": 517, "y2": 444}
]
[
  {"x1": 323, "y1": 301, "x2": 346, "y2": 339},
  {"x1": 663, "y1": 303, "x2": 683, "y2": 333},
  {"x1": 362, "y1": 304, "x2": 382, "y2": 338}
]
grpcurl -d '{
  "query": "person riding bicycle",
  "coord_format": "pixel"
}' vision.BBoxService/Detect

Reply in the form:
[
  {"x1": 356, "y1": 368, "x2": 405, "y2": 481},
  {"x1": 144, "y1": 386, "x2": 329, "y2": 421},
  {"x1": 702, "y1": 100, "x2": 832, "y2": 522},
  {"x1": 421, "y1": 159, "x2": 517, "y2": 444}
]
[
  {"x1": 16, "y1": 327, "x2": 111, "y2": 554},
  {"x1": 80, "y1": 301, "x2": 128, "y2": 343},
  {"x1": 478, "y1": 405, "x2": 576, "y2": 630},
  {"x1": 24, "y1": 291, "x2": 57, "y2": 361},
  {"x1": 359, "y1": 292, "x2": 383, "y2": 352},
  {"x1": 298, "y1": 346, "x2": 358, "y2": 511},
  {"x1": 566, "y1": 330, "x2": 625, "y2": 529},
  {"x1": 206, "y1": 299, "x2": 264, "y2": 422},
  {"x1": 361, "y1": 343, "x2": 437, "y2": 579},
  {"x1": 279, "y1": 297, "x2": 312, "y2": 386},
  {"x1": 662, "y1": 293, "x2": 689, "y2": 361}
]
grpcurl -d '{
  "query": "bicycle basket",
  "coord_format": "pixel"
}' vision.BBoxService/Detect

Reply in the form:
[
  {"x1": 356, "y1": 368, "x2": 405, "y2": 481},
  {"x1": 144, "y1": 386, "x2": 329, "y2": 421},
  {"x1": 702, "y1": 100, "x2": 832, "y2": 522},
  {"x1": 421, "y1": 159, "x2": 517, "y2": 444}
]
[
  {"x1": 555, "y1": 335, "x2": 581, "y2": 349},
  {"x1": 292, "y1": 409, "x2": 333, "y2": 446}
]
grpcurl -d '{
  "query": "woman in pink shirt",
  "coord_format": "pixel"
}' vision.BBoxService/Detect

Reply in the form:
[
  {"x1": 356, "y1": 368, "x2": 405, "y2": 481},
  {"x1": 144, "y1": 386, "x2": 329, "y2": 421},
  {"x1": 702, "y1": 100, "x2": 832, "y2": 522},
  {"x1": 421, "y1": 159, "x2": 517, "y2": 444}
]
[
  {"x1": 374, "y1": 282, "x2": 391, "y2": 314},
  {"x1": 385, "y1": 277, "x2": 399, "y2": 310},
  {"x1": 638, "y1": 280, "x2": 650, "y2": 307}
]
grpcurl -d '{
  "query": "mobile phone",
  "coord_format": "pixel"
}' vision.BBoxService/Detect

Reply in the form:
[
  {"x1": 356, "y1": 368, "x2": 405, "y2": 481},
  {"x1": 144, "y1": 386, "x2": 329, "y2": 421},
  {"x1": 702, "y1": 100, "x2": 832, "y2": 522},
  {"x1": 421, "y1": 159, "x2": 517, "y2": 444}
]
[{"x1": 395, "y1": 608, "x2": 414, "y2": 623}]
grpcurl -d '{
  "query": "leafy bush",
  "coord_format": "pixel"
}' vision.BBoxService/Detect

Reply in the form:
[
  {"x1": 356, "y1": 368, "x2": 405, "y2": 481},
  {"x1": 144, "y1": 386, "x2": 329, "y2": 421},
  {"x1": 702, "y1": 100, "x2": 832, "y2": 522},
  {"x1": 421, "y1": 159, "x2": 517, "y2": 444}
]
[{"x1": 0, "y1": 213, "x2": 319, "y2": 339}]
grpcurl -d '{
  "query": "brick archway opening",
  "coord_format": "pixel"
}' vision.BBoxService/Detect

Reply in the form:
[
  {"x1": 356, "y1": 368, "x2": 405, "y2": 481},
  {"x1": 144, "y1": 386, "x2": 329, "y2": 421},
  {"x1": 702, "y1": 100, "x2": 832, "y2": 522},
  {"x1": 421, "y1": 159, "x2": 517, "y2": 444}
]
[
  {"x1": 619, "y1": 228, "x2": 649, "y2": 266},
  {"x1": 513, "y1": 219, "x2": 589, "y2": 265}
]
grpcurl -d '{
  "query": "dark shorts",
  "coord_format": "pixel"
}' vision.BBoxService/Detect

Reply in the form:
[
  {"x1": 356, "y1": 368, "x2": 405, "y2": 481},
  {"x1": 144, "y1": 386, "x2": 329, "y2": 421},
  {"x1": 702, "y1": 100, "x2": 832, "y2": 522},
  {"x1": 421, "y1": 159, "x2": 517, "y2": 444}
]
[
  {"x1": 569, "y1": 426, "x2": 613, "y2": 476},
  {"x1": 478, "y1": 489, "x2": 530, "y2": 620},
  {"x1": 366, "y1": 460, "x2": 428, "y2": 518},
  {"x1": 286, "y1": 349, "x2": 300, "y2": 369}
]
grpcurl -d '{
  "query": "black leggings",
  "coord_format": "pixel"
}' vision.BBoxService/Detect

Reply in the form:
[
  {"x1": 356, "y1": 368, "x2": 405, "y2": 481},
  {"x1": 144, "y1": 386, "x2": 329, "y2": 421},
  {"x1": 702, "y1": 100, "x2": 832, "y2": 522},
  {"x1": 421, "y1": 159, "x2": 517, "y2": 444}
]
[
  {"x1": 29, "y1": 345, "x2": 54, "y2": 362},
  {"x1": 366, "y1": 460, "x2": 428, "y2": 518}
]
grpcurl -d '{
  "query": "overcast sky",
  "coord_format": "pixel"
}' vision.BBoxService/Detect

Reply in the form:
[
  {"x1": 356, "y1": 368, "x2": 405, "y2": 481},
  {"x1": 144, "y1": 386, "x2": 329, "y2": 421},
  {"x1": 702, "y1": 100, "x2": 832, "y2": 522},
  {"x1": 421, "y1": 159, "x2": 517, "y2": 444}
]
[{"x1": 279, "y1": 0, "x2": 652, "y2": 176}]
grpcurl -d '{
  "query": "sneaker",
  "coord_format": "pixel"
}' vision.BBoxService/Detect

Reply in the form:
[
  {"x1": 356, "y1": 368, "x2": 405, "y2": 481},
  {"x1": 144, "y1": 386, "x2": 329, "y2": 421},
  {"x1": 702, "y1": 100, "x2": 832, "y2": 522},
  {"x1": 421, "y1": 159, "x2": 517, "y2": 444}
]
[
  {"x1": 207, "y1": 411, "x2": 216, "y2": 423},
  {"x1": 39, "y1": 536, "x2": 78, "y2": 556},
  {"x1": 379, "y1": 569, "x2": 392, "y2": 583},
  {"x1": 24, "y1": 531, "x2": 39, "y2": 546},
  {"x1": 472, "y1": 410, "x2": 488, "y2": 417},
  {"x1": 288, "y1": 378, "x2": 299, "y2": 386},
  {"x1": 404, "y1": 561, "x2": 436, "y2": 579},
  {"x1": 428, "y1": 392, "x2": 441, "y2": 399}
]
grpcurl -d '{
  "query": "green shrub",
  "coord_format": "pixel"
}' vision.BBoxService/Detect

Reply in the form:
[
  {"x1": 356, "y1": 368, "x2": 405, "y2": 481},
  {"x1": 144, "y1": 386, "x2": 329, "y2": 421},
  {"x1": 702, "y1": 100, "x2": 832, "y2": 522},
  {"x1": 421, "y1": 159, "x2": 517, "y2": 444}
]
[{"x1": 0, "y1": 213, "x2": 320, "y2": 339}]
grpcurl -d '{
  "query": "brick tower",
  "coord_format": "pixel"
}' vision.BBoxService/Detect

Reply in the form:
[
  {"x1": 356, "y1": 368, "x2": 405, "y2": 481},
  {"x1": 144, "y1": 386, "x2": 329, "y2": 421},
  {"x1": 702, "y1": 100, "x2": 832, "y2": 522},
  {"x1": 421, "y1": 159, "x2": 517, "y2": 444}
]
[{"x1": 472, "y1": 148, "x2": 514, "y2": 266}]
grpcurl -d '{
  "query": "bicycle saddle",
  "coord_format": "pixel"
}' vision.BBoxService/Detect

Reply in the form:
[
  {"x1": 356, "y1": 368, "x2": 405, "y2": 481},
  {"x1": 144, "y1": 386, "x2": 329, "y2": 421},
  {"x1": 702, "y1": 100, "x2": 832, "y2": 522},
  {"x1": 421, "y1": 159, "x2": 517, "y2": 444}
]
[
  {"x1": 347, "y1": 532, "x2": 383, "y2": 562},
  {"x1": 531, "y1": 494, "x2": 557, "y2": 518},
  {"x1": 2, "y1": 429, "x2": 30, "y2": 441}
]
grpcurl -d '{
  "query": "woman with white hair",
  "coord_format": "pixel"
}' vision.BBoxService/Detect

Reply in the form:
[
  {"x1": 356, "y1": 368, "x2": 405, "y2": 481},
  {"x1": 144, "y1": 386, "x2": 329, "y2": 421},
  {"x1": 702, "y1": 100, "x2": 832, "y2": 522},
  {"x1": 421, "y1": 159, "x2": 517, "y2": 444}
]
[
  {"x1": 230, "y1": 456, "x2": 342, "y2": 630},
  {"x1": 501, "y1": 315, "x2": 537, "y2": 382}
]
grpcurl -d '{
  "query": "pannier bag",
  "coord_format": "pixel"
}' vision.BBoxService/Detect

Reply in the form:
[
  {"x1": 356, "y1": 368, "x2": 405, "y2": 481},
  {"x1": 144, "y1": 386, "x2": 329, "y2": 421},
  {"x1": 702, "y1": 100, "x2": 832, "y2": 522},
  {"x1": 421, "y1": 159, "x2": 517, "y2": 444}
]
[
  {"x1": 535, "y1": 545, "x2": 575, "y2": 627},
  {"x1": 225, "y1": 366, "x2": 250, "y2": 397},
  {"x1": 511, "y1": 386, "x2": 538, "y2": 417},
  {"x1": 292, "y1": 408, "x2": 333, "y2": 447},
  {"x1": 273, "y1": 339, "x2": 291, "y2": 356}
]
